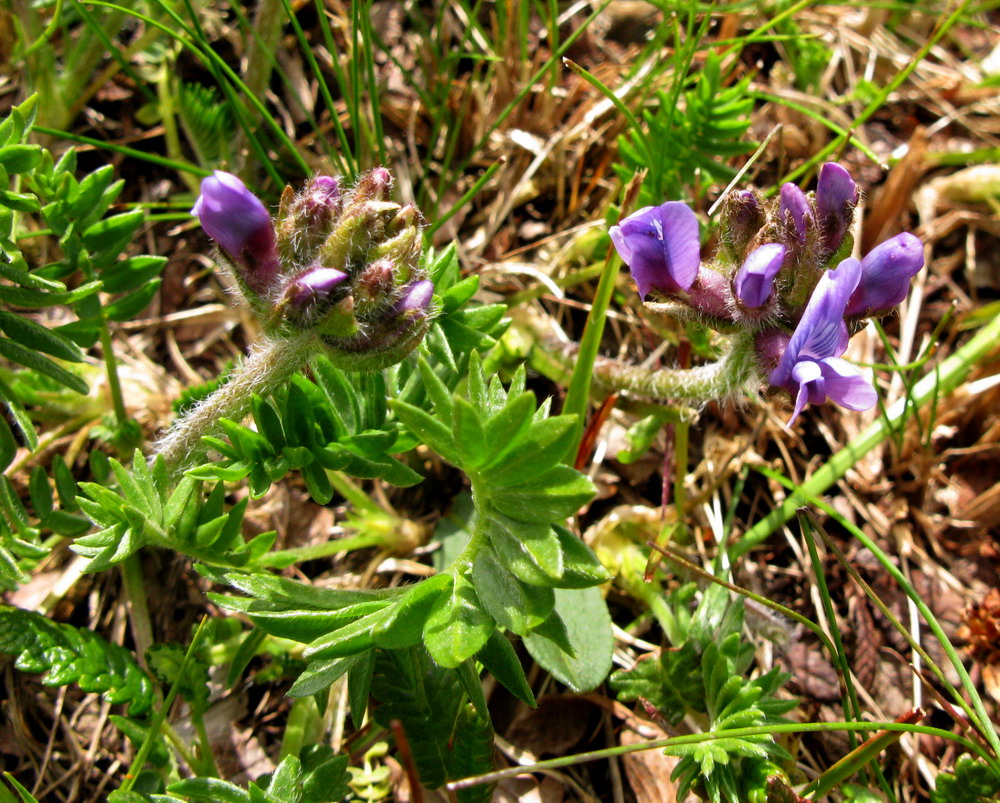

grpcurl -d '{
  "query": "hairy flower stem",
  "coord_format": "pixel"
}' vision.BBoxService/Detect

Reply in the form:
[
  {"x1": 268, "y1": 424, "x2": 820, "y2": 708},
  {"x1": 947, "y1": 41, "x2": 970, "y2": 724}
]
[
  {"x1": 155, "y1": 333, "x2": 320, "y2": 473},
  {"x1": 534, "y1": 327, "x2": 758, "y2": 407}
]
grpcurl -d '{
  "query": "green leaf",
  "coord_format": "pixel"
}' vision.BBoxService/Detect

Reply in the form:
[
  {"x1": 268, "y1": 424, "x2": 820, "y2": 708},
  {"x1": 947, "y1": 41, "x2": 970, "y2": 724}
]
[
  {"x1": 486, "y1": 515, "x2": 563, "y2": 585},
  {"x1": 471, "y1": 548, "x2": 553, "y2": 635},
  {"x1": 490, "y1": 465, "x2": 595, "y2": 523},
  {"x1": 82, "y1": 209, "x2": 144, "y2": 253},
  {"x1": 488, "y1": 414, "x2": 578, "y2": 488},
  {"x1": 100, "y1": 255, "x2": 167, "y2": 295},
  {"x1": 0, "y1": 336, "x2": 88, "y2": 394},
  {"x1": 0, "y1": 605, "x2": 154, "y2": 715},
  {"x1": 302, "y1": 606, "x2": 395, "y2": 660},
  {"x1": 552, "y1": 524, "x2": 612, "y2": 587},
  {"x1": 422, "y1": 572, "x2": 493, "y2": 668},
  {"x1": 0, "y1": 144, "x2": 42, "y2": 173},
  {"x1": 287, "y1": 653, "x2": 365, "y2": 698},
  {"x1": 523, "y1": 586, "x2": 613, "y2": 692},
  {"x1": 0, "y1": 190, "x2": 38, "y2": 213},
  {"x1": 0, "y1": 311, "x2": 83, "y2": 362},
  {"x1": 371, "y1": 573, "x2": 453, "y2": 649},
  {"x1": 476, "y1": 631, "x2": 535, "y2": 708},
  {"x1": 481, "y1": 391, "x2": 535, "y2": 469},
  {"x1": 389, "y1": 399, "x2": 460, "y2": 464},
  {"x1": 453, "y1": 396, "x2": 488, "y2": 468},
  {"x1": 0, "y1": 417, "x2": 16, "y2": 473},
  {"x1": 371, "y1": 647, "x2": 493, "y2": 790},
  {"x1": 104, "y1": 280, "x2": 162, "y2": 321},
  {"x1": 146, "y1": 642, "x2": 210, "y2": 714}
]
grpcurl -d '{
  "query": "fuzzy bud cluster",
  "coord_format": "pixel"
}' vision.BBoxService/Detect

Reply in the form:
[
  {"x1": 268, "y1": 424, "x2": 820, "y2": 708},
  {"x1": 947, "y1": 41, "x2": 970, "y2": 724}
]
[
  {"x1": 192, "y1": 169, "x2": 432, "y2": 371},
  {"x1": 610, "y1": 163, "x2": 925, "y2": 422}
]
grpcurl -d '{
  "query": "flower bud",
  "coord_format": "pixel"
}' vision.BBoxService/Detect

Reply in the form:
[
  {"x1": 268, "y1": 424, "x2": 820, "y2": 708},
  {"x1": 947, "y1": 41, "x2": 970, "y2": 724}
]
[
  {"x1": 287, "y1": 267, "x2": 348, "y2": 309},
  {"x1": 816, "y1": 163, "x2": 858, "y2": 255},
  {"x1": 193, "y1": 168, "x2": 432, "y2": 372},
  {"x1": 845, "y1": 232, "x2": 924, "y2": 316},
  {"x1": 734, "y1": 243, "x2": 786, "y2": 309},
  {"x1": 395, "y1": 279, "x2": 434, "y2": 315},
  {"x1": 191, "y1": 171, "x2": 279, "y2": 297},
  {"x1": 778, "y1": 183, "x2": 812, "y2": 247},
  {"x1": 719, "y1": 189, "x2": 765, "y2": 262}
]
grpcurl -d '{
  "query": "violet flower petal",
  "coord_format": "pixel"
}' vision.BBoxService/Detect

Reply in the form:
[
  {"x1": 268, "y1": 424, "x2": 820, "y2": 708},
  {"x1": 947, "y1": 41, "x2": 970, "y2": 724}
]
[
  {"x1": 192, "y1": 171, "x2": 274, "y2": 261},
  {"x1": 734, "y1": 243, "x2": 786, "y2": 308},
  {"x1": 610, "y1": 202, "x2": 700, "y2": 298},
  {"x1": 771, "y1": 258, "x2": 861, "y2": 388},
  {"x1": 845, "y1": 232, "x2": 924, "y2": 316},
  {"x1": 819, "y1": 357, "x2": 878, "y2": 411},
  {"x1": 790, "y1": 360, "x2": 823, "y2": 423}
]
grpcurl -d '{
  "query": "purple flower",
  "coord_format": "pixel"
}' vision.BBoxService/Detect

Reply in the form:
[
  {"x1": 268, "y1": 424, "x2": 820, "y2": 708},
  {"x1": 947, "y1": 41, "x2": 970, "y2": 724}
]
[
  {"x1": 192, "y1": 171, "x2": 278, "y2": 295},
  {"x1": 610, "y1": 202, "x2": 700, "y2": 299},
  {"x1": 816, "y1": 163, "x2": 858, "y2": 253},
  {"x1": 734, "y1": 243, "x2": 786, "y2": 308},
  {"x1": 779, "y1": 183, "x2": 812, "y2": 245},
  {"x1": 395, "y1": 280, "x2": 434, "y2": 314},
  {"x1": 770, "y1": 258, "x2": 878, "y2": 422},
  {"x1": 845, "y1": 232, "x2": 924, "y2": 316},
  {"x1": 287, "y1": 267, "x2": 348, "y2": 309}
]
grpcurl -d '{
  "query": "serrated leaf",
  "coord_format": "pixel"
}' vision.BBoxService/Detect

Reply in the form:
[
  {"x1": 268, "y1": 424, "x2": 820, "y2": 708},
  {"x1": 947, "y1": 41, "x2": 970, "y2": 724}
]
[
  {"x1": 453, "y1": 396, "x2": 488, "y2": 468},
  {"x1": 490, "y1": 464, "x2": 595, "y2": 523},
  {"x1": 488, "y1": 414, "x2": 578, "y2": 488},
  {"x1": 0, "y1": 605, "x2": 153, "y2": 715}
]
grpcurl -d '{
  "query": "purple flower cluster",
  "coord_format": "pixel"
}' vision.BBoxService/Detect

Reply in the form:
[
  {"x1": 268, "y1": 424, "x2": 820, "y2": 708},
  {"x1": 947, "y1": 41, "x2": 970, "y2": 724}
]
[
  {"x1": 191, "y1": 170, "x2": 434, "y2": 370},
  {"x1": 609, "y1": 163, "x2": 925, "y2": 422}
]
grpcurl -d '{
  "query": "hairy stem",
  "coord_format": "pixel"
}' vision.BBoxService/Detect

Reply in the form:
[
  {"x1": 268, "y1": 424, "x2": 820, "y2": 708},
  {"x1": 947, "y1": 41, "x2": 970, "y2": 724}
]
[
  {"x1": 531, "y1": 322, "x2": 758, "y2": 406},
  {"x1": 154, "y1": 333, "x2": 319, "y2": 473}
]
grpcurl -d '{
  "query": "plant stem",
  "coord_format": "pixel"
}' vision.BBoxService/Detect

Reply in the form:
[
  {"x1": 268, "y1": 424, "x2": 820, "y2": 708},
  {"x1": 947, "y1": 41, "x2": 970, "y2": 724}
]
[
  {"x1": 534, "y1": 320, "x2": 758, "y2": 406},
  {"x1": 154, "y1": 333, "x2": 320, "y2": 473},
  {"x1": 98, "y1": 321, "x2": 128, "y2": 430},
  {"x1": 120, "y1": 554, "x2": 154, "y2": 668}
]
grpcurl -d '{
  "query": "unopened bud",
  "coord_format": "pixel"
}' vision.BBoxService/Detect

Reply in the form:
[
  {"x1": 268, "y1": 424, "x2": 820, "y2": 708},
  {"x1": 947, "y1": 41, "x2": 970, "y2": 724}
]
[
  {"x1": 191, "y1": 171, "x2": 280, "y2": 298},
  {"x1": 720, "y1": 189, "x2": 765, "y2": 263},
  {"x1": 778, "y1": 183, "x2": 812, "y2": 247},
  {"x1": 816, "y1": 163, "x2": 858, "y2": 256}
]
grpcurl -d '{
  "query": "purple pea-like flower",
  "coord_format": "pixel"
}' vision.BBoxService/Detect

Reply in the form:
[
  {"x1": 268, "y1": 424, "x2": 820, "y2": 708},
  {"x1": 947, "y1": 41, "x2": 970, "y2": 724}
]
[
  {"x1": 779, "y1": 183, "x2": 812, "y2": 245},
  {"x1": 192, "y1": 171, "x2": 278, "y2": 295},
  {"x1": 845, "y1": 232, "x2": 924, "y2": 316},
  {"x1": 770, "y1": 258, "x2": 878, "y2": 423},
  {"x1": 734, "y1": 243, "x2": 786, "y2": 309},
  {"x1": 288, "y1": 267, "x2": 348, "y2": 309},
  {"x1": 816, "y1": 163, "x2": 858, "y2": 253},
  {"x1": 610, "y1": 202, "x2": 700, "y2": 299},
  {"x1": 395, "y1": 280, "x2": 434, "y2": 314}
]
